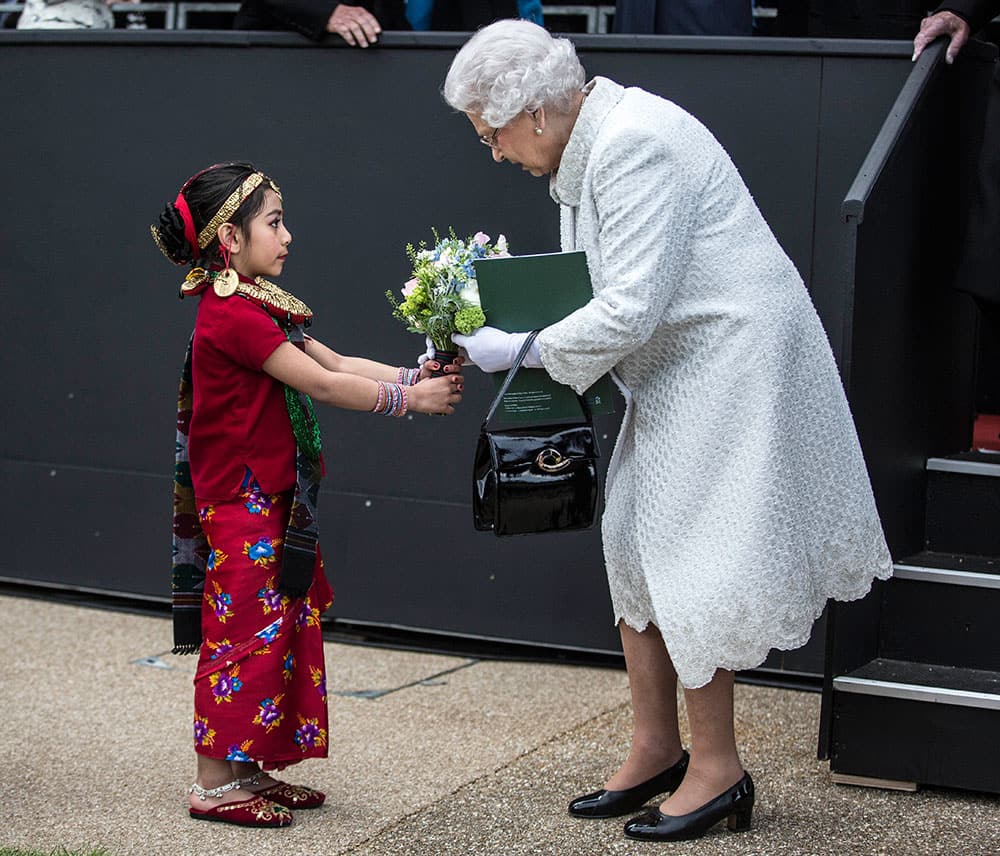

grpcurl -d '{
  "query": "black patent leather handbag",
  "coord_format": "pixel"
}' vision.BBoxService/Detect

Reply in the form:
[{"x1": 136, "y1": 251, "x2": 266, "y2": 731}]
[{"x1": 473, "y1": 331, "x2": 600, "y2": 536}]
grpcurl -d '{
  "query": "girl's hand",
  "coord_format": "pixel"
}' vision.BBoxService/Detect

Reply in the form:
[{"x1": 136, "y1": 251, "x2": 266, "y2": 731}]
[
  {"x1": 408, "y1": 374, "x2": 464, "y2": 415},
  {"x1": 417, "y1": 354, "x2": 465, "y2": 383}
]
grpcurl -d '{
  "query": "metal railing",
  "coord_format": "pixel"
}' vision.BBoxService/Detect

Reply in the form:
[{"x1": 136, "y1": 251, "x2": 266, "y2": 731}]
[
  {"x1": 1, "y1": 2, "x2": 610, "y2": 30},
  {"x1": 1, "y1": 3, "x2": 775, "y2": 33}
]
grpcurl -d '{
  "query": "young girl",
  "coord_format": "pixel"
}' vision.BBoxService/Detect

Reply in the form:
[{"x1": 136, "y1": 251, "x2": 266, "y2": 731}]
[{"x1": 152, "y1": 162, "x2": 463, "y2": 828}]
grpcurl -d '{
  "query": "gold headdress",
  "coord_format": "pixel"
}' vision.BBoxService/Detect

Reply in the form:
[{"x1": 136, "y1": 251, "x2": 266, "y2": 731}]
[
  {"x1": 152, "y1": 168, "x2": 282, "y2": 297},
  {"x1": 151, "y1": 169, "x2": 282, "y2": 266},
  {"x1": 197, "y1": 173, "x2": 282, "y2": 250}
]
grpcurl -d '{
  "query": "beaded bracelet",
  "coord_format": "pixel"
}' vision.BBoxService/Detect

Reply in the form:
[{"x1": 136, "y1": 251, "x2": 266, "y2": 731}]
[
  {"x1": 371, "y1": 381, "x2": 408, "y2": 417},
  {"x1": 396, "y1": 367, "x2": 421, "y2": 386}
]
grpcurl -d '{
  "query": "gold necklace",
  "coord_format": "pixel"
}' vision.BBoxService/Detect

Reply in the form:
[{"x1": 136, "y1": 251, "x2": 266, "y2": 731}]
[{"x1": 238, "y1": 277, "x2": 313, "y2": 319}]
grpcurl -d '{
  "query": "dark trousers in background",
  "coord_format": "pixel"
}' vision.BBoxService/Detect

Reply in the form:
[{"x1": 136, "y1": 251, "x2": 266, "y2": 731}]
[
  {"x1": 430, "y1": 0, "x2": 516, "y2": 30},
  {"x1": 614, "y1": 0, "x2": 752, "y2": 35}
]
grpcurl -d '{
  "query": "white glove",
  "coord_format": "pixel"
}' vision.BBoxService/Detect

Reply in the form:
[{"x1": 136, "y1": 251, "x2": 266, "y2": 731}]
[
  {"x1": 451, "y1": 326, "x2": 542, "y2": 373},
  {"x1": 416, "y1": 335, "x2": 435, "y2": 367}
]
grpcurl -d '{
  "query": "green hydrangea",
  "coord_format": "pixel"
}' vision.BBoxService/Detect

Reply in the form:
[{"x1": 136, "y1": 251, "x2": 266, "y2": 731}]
[
  {"x1": 398, "y1": 281, "x2": 429, "y2": 317},
  {"x1": 454, "y1": 305, "x2": 486, "y2": 335}
]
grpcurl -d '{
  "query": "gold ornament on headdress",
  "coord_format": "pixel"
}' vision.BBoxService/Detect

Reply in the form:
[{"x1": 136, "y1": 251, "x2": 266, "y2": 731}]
[{"x1": 151, "y1": 225, "x2": 182, "y2": 264}]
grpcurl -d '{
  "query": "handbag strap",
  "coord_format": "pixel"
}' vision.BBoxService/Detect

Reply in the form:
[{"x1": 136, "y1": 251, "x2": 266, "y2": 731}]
[{"x1": 482, "y1": 330, "x2": 592, "y2": 430}]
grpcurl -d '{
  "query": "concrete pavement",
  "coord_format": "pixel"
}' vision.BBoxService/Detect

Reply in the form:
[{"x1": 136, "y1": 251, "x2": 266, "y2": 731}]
[{"x1": 2, "y1": 593, "x2": 996, "y2": 856}]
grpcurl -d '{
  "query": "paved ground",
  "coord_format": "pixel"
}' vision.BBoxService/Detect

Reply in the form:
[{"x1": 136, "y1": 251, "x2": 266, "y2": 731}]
[{"x1": 2, "y1": 594, "x2": 996, "y2": 856}]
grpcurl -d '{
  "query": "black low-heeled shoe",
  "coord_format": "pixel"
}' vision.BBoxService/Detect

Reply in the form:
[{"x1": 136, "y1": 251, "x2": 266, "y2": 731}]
[
  {"x1": 568, "y1": 750, "x2": 690, "y2": 819},
  {"x1": 622, "y1": 771, "x2": 754, "y2": 841}
]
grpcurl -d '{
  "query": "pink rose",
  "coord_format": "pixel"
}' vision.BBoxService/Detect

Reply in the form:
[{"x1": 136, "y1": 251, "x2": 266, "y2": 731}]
[
  {"x1": 402, "y1": 278, "x2": 419, "y2": 297},
  {"x1": 473, "y1": 231, "x2": 490, "y2": 246}
]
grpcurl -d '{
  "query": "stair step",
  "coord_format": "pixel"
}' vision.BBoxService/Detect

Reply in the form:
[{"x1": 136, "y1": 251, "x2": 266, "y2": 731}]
[
  {"x1": 893, "y1": 551, "x2": 1000, "y2": 587},
  {"x1": 882, "y1": 558, "x2": 1000, "y2": 669},
  {"x1": 830, "y1": 658, "x2": 1000, "y2": 793},
  {"x1": 925, "y1": 453, "x2": 1000, "y2": 556},
  {"x1": 927, "y1": 451, "x2": 1000, "y2": 477},
  {"x1": 834, "y1": 658, "x2": 1000, "y2": 709}
]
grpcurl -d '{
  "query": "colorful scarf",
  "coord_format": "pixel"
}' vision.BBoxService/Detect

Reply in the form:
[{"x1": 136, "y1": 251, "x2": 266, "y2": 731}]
[{"x1": 171, "y1": 296, "x2": 322, "y2": 654}]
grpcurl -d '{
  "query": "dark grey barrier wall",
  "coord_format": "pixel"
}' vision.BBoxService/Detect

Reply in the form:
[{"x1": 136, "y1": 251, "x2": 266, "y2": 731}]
[{"x1": 0, "y1": 31, "x2": 916, "y2": 673}]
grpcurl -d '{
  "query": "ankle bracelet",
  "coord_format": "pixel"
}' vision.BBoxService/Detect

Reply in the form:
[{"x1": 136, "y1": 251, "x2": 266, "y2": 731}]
[
  {"x1": 188, "y1": 779, "x2": 242, "y2": 800},
  {"x1": 237, "y1": 772, "x2": 263, "y2": 788}
]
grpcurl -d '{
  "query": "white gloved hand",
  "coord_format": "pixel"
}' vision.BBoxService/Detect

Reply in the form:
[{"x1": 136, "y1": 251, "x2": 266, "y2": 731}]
[
  {"x1": 451, "y1": 326, "x2": 542, "y2": 373},
  {"x1": 416, "y1": 335, "x2": 435, "y2": 367},
  {"x1": 453, "y1": 345, "x2": 477, "y2": 367}
]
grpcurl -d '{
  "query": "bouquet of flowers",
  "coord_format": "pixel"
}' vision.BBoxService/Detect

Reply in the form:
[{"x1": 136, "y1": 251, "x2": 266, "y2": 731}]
[{"x1": 387, "y1": 228, "x2": 510, "y2": 355}]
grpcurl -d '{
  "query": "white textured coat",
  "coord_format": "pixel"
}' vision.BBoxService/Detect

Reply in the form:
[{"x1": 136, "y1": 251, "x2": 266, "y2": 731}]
[{"x1": 536, "y1": 78, "x2": 893, "y2": 687}]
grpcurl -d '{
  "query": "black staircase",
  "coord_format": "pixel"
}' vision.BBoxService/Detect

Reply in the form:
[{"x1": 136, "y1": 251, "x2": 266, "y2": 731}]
[
  {"x1": 818, "y1": 39, "x2": 1000, "y2": 793},
  {"x1": 827, "y1": 453, "x2": 1000, "y2": 793}
]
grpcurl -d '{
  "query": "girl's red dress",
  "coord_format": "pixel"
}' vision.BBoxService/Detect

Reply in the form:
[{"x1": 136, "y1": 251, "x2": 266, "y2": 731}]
[{"x1": 188, "y1": 290, "x2": 333, "y2": 768}]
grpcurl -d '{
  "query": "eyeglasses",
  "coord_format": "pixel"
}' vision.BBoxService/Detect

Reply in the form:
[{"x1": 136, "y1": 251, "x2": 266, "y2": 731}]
[{"x1": 479, "y1": 127, "x2": 501, "y2": 149}]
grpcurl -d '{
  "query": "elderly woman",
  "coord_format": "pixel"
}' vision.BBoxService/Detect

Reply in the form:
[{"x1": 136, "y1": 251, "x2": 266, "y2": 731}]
[{"x1": 446, "y1": 20, "x2": 892, "y2": 844}]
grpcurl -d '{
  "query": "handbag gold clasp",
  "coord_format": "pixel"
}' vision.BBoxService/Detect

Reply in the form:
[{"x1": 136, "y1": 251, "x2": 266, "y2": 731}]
[{"x1": 536, "y1": 448, "x2": 572, "y2": 473}]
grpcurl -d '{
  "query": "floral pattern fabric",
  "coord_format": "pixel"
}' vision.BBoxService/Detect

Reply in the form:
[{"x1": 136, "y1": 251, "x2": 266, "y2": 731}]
[{"x1": 193, "y1": 477, "x2": 332, "y2": 767}]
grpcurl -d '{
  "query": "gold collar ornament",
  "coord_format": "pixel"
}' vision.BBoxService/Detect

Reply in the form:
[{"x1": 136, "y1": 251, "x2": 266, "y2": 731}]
[
  {"x1": 180, "y1": 267, "x2": 209, "y2": 295},
  {"x1": 177, "y1": 266, "x2": 240, "y2": 299},
  {"x1": 241, "y1": 277, "x2": 313, "y2": 319},
  {"x1": 178, "y1": 267, "x2": 312, "y2": 320}
]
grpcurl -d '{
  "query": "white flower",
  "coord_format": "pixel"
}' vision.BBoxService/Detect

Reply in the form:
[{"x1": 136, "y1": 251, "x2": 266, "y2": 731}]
[
  {"x1": 458, "y1": 281, "x2": 481, "y2": 306},
  {"x1": 494, "y1": 234, "x2": 509, "y2": 257}
]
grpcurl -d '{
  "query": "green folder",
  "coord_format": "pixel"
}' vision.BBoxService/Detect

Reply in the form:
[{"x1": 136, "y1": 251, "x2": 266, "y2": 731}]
[{"x1": 472, "y1": 251, "x2": 617, "y2": 423}]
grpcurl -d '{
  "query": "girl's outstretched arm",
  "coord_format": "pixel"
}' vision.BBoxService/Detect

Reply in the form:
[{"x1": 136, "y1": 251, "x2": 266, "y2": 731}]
[
  {"x1": 304, "y1": 335, "x2": 461, "y2": 381},
  {"x1": 263, "y1": 341, "x2": 463, "y2": 415},
  {"x1": 303, "y1": 336, "x2": 400, "y2": 381}
]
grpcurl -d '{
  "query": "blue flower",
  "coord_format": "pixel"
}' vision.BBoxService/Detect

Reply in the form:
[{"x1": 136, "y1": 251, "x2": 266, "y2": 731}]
[
  {"x1": 225, "y1": 746, "x2": 253, "y2": 762},
  {"x1": 256, "y1": 620, "x2": 281, "y2": 643},
  {"x1": 247, "y1": 539, "x2": 275, "y2": 562}
]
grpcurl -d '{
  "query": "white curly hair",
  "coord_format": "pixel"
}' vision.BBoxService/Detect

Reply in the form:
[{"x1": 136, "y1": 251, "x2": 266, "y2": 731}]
[{"x1": 443, "y1": 19, "x2": 586, "y2": 128}]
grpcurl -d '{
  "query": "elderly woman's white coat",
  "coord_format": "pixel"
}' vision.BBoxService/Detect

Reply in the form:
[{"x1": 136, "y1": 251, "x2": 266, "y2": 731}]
[{"x1": 536, "y1": 77, "x2": 893, "y2": 688}]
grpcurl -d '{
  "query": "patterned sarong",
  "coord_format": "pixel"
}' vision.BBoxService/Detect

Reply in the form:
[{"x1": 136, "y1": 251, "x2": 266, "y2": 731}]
[
  {"x1": 192, "y1": 473, "x2": 333, "y2": 767},
  {"x1": 172, "y1": 318, "x2": 322, "y2": 653}
]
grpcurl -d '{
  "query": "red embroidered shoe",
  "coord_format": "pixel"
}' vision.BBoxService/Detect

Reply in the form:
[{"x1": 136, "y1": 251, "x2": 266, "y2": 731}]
[
  {"x1": 189, "y1": 795, "x2": 293, "y2": 827},
  {"x1": 255, "y1": 781, "x2": 326, "y2": 810}
]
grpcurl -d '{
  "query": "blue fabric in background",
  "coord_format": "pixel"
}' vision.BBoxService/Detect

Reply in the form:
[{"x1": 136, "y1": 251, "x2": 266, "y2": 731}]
[
  {"x1": 406, "y1": 0, "x2": 543, "y2": 30},
  {"x1": 517, "y1": 0, "x2": 543, "y2": 25},
  {"x1": 406, "y1": 0, "x2": 435, "y2": 29}
]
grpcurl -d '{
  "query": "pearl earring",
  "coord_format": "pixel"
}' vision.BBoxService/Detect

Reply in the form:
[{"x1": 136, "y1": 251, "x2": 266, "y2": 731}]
[{"x1": 534, "y1": 127, "x2": 543, "y2": 136}]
